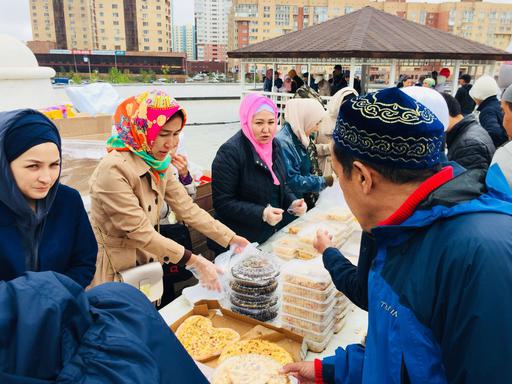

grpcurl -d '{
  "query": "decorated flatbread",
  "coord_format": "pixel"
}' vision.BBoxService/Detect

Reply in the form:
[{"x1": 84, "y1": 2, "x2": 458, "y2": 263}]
[
  {"x1": 218, "y1": 339, "x2": 293, "y2": 365},
  {"x1": 212, "y1": 354, "x2": 290, "y2": 384},
  {"x1": 176, "y1": 315, "x2": 241, "y2": 362}
]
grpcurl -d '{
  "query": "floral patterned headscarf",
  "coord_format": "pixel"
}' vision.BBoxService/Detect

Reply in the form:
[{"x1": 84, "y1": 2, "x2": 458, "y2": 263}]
[{"x1": 107, "y1": 90, "x2": 187, "y2": 181}]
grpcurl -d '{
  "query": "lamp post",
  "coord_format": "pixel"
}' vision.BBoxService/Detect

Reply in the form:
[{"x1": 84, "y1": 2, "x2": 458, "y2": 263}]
[{"x1": 83, "y1": 56, "x2": 91, "y2": 79}]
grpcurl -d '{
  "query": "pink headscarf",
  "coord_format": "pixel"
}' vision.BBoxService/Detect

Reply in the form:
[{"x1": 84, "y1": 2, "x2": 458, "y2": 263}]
[{"x1": 239, "y1": 93, "x2": 280, "y2": 185}]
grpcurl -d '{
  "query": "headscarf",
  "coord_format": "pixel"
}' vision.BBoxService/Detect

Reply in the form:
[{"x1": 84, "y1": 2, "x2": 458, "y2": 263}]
[
  {"x1": 239, "y1": 93, "x2": 280, "y2": 185},
  {"x1": 0, "y1": 109, "x2": 62, "y2": 272},
  {"x1": 107, "y1": 90, "x2": 187, "y2": 182},
  {"x1": 284, "y1": 76, "x2": 292, "y2": 93},
  {"x1": 284, "y1": 99, "x2": 326, "y2": 147},
  {"x1": 423, "y1": 78, "x2": 436, "y2": 88}
]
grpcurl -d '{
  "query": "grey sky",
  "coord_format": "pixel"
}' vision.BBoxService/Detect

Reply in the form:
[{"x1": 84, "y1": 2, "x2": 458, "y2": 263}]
[{"x1": 0, "y1": 0, "x2": 511, "y2": 42}]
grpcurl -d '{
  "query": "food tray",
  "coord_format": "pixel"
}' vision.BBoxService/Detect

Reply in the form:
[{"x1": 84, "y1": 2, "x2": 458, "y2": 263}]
[
  {"x1": 281, "y1": 317, "x2": 335, "y2": 343},
  {"x1": 231, "y1": 255, "x2": 279, "y2": 283},
  {"x1": 282, "y1": 289, "x2": 337, "y2": 311},
  {"x1": 230, "y1": 302, "x2": 280, "y2": 322},
  {"x1": 282, "y1": 282, "x2": 335, "y2": 302},
  {"x1": 282, "y1": 261, "x2": 333, "y2": 290},
  {"x1": 281, "y1": 311, "x2": 333, "y2": 333},
  {"x1": 282, "y1": 300, "x2": 336, "y2": 323},
  {"x1": 306, "y1": 333, "x2": 334, "y2": 353}
]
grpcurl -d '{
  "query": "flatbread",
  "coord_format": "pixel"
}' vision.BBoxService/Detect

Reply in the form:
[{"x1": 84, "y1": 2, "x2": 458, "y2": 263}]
[
  {"x1": 176, "y1": 315, "x2": 241, "y2": 362},
  {"x1": 218, "y1": 339, "x2": 294, "y2": 365},
  {"x1": 211, "y1": 354, "x2": 290, "y2": 384}
]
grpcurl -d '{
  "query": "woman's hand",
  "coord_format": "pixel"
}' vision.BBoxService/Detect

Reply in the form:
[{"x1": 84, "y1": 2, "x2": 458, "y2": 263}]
[
  {"x1": 186, "y1": 254, "x2": 223, "y2": 291},
  {"x1": 263, "y1": 205, "x2": 284, "y2": 226},
  {"x1": 313, "y1": 229, "x2": 334, "y2": 254},
  {"x1": 171, "y1": 154, "x2": 189, "y2": 178},
  {"x1": 281, "y1": 362, "x2": 316, "y2": 384},
  {"x1": 229, "y1": 235, "x2": 250, "y2": 253},
  {"x1": 288, "y1": 198, "x2": 307, "y2": 216}
]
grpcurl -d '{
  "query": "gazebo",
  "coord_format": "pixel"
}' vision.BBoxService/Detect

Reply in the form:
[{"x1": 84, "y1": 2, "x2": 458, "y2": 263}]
[{"x1": 228, "y1": 6, "x2": 512, "y2": 96}]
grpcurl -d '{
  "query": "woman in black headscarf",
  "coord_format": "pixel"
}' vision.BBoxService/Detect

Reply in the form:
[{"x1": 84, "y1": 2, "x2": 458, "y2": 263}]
[{"x1": 0, "y1": 109, "x2": 97, "y2": 287}]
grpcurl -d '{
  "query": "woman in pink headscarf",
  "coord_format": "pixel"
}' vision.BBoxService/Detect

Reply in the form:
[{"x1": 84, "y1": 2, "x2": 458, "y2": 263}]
[{"x1": 211, "y1": 94, "x2": 307, "y2": 248}]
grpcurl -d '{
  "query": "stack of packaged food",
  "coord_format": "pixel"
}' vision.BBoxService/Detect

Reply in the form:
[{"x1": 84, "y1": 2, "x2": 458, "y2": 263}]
[
  {"x1": 228, "y1": 255, "x2": 280, "y2": 322},
  {"x1": 280, "y1": 262, "x2": 341, "y2": 352}
]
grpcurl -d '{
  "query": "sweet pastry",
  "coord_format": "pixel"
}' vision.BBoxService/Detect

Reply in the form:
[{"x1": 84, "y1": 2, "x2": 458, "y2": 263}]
[
  {"x1": 218, "y1": 339, "x2": 294, "y2": 365},
  {"x1": 175, "y1": 315, "x2": 240, "y2": 362},
  {"x1": 211, "y1": 354, "x2": 291, "y2": 384}
]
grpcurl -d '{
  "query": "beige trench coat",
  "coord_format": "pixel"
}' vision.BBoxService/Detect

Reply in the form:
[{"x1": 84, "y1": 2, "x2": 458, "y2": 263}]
[
  {"x1": 316, "y1": 116, "x2": 335, "y2": 177},
  {"x1": 88, "y1": 151, "x2": 235, "y2": 286}
]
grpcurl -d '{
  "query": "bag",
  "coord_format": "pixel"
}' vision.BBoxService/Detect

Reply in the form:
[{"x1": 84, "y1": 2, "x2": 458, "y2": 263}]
[
  {"x1": 293, "y1": 85, "x2": 325, "y2": 107},
  {"x1": 118, "y1": 262, "x2": 164, "y2": 303}
]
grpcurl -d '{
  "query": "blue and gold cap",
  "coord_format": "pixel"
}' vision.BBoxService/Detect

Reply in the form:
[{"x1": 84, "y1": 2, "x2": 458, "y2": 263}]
[{"x1": 333, "y1": 87, "x2": 444, "y2": 169}]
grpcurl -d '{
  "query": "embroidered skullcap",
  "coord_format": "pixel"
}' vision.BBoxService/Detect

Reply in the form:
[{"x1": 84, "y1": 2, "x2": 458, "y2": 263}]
[{"x1": 333, "y1": 87, "x2": 444, "y2": 169}]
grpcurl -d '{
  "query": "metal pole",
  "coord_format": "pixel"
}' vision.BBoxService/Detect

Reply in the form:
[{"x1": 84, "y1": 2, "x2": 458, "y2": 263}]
[
  {"x1": 114, "y1": 52, "x2": 117, "y2": 70},
  {"x1": 452, "y1": 60, "x2": 461, "y2": 96},
  {"x1": 88, "y1": 59, "x2": 91, "y2": 80},
  {"x1": 254, "y1": 64, "x2": 257, "y2": 90},
  {"x1": 271, "y1": 62, "x2": 275, "y2": 92},
  {"x1": 241, "y1": 60, "x2": 245, "y2": 90},
  {"x1": 73, "y1": 54, "x2": 77, "y2": 73},
  {"x1": 349, "y1": 58, "x2": 356, "y2": 88},
  {"x1": 389, "y1": 59, "x2": 397, "y2": 87},
  {"x1": 307, "y1": 63, "x2": 311, "y2": 87}
]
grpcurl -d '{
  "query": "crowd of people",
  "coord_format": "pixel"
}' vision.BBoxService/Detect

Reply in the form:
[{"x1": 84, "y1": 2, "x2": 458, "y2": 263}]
[{"x1": 1, "y1": 61, "x2": 512, "y2": 382}]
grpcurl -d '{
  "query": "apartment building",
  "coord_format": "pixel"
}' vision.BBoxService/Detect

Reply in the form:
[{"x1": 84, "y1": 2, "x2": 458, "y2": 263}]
[
  {"x1": 195, "y1": 0, "x2": 232, "y2": 61},
  {"x1": 29, "y1": 0, "x2": 173, "y2": 52},
  {"x1": 173, "y1": 24, "x2": 197, "y2": 60},
  {"x1": 228, "y1": 0, "x2": 512, "y2": 52}
]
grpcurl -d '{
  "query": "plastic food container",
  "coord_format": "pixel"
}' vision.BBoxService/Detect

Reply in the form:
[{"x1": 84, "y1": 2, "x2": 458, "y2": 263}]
[
  {"x1": 230, "y1": 280, "x2": 278, "y2": 296},
  {"x1": 307, "y1": 334, "x2": 333, "y2": 353},
  {"x1": 334, "y1": 316, "x2": 346, "y2": 334},
  {"x1": 282, "y1": 317, "x2": 335, "y2": 343},
  {"x1": 230, "y1": 292, "x2": 278, "y2": 310},
  {"x1": 231, "y1": 302, "x2": 280, "y2": 322},
  {"x1": 231, "y1": 255, "x2": 279, "y2": 282},
  {"x1": 272, "y1": 236, "x2": 298, "y2": 260},
  {"x1": 281, "y1": 311, "x2": 333, "y2": 333},
  {"x1": 282, "y1": 289, "x2": 337, "y2": 311},
  {"x1": 282, "y1": 282, "x2": 335, "y2": 302},
  {"x1": 282, "y1": 262, "x2": 333, "y2": 290},
  {"x1": 282, "y1": 300, "x2": 336, "y2": 323}
]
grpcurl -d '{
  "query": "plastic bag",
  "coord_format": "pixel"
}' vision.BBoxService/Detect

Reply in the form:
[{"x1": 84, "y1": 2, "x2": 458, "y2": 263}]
[{"x1": 65, "y1": 82, "x2": 121, "y2": 115}]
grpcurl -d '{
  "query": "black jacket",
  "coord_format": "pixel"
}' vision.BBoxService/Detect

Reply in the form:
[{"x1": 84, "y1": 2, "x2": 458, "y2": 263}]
[
  {"x1": 446, "y1": 115, "x2": 496, "y2": 170},
  {"x1": 291, "y1": 75, "x2": 304, "y2": 93},
  {"x1": 455, "y1": 84, "x2": 476, "y2": 115},
  {"x1": 212, "y1": 131, "x2": 297, "y2": 244},
  {"x1": 477, "y1": 95, "x2": 508, "y2": 148}
]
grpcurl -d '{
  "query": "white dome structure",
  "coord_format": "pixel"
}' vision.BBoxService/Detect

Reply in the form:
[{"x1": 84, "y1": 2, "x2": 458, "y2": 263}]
[{"x1": 0, "y1": 34, "x2": 59, "y2": 111}]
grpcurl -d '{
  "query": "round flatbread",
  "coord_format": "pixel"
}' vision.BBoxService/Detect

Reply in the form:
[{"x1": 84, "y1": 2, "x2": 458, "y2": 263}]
[
  {"x1": 218, "y1": 339, "x2": 294, "y2": 366},
  {"x1": 211, "y1": 354, "x2": 290, "y2": 384}
]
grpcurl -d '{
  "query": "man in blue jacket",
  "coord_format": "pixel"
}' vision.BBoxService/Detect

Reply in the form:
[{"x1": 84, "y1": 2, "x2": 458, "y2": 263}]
[
  {"x1": 0, "y1": 272, "x2": 208, "y2": 383},
  {"x1": 283, "y1": 88, "x2": 512, "y2": 383}
]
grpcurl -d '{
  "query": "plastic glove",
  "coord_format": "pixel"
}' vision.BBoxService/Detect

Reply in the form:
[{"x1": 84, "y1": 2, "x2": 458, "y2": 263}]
[
  {"x1": 263, "y1": 204, "x2": 284, "y2": 226},
  {"x1": 313, "y1": 229, "x2": 334, "y2": 254},
  {"x1": 186, "y1": 254, "x2": 223, "y2": 292},
  {"x1": 287, "y1": 198, "x2": 307, "y2": 216}
]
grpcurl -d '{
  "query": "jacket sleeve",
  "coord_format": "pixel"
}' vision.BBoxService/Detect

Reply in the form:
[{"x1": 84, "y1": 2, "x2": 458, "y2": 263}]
[
  {"x1": 283, "y1": 183, "x2": 298, "y2": 212},
  {"x1": 212, "y1": 143, "x2": 269, "y2": 229},
  {"x1": 479, "y1": 109, "x2": 507, "y2": 147},
  {"x1": 321, "y1": 344, "x2": 365, "y2": 384},
  {"x1": 316, "y1": 143, "x2": 331, "y2": 158},
  {"x1": 165, "y1": 171, "x2": 235, "y2": 249},
  {"x1": 450, "y1": 142, "x2": 491, "y2": 171},
  {"x1": 279, "y1": 139, "x2": 326, "y2": 194},
  {"x1": 436, "y1": 235, "x2": 512, "y2": 383},
  {"x1": 65, "y1": 190, "x2": 98, "y2": 288}
]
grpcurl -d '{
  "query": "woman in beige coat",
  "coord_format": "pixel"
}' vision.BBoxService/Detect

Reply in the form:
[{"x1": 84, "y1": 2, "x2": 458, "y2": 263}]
[
  {"x1": 316, "y1": 87, "x2": 358, "y2": 176},
  {"x1": 89, "y1": 90, "x2": 248, "y2": 292}
]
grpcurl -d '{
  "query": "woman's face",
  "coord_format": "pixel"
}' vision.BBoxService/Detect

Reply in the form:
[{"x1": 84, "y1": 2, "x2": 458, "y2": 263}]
[
  {"x1": 151, "y1": 115, "x2": 183, "y2": 160},
  {"x1": 251, "y1": 110, "x2": 276, "y2": 144},
  {"x1": 305, "y1": 121, "x2": 321, "y2": 138},
  {"x1": 9, "y1": 142, "x2": 60, "y2": 205}
]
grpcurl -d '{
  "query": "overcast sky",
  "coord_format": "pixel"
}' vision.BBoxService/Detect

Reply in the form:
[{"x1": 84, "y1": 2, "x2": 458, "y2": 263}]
[{"x1": 0, "y1": 0, "x2": 510, "y2": 42}]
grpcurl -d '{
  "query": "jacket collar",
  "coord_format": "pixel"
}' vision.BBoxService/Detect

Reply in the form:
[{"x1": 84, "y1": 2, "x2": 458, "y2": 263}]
[
  {"x1": 477, "y1": 95, "x2": 498, "y2": 111},
  {"x1": 241, "y1": 132, "x2": 274, "y2": 171},
  {"x1": 446, "y1": 115, "x2": 478, "y2": 147},
  {"x1": 120, "y1": 150, "x2": 152, "y2": 177}
]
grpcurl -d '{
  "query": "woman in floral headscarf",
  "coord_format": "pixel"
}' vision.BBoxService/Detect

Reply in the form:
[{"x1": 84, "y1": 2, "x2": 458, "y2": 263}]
[{"x1": 89, "y1": 90, "x2": 248, "y2": 296}]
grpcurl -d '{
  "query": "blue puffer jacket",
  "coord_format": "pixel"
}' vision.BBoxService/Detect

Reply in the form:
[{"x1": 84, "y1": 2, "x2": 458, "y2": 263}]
[
  {"x1": 321, "y1": 164, "x2": 512, "y2": 383},
  {"x1": 0, "y1": 272, "x2": 208, "y2": 383},
  {"x1": 276, "y1": 123, "x2": 326, "y2": 197}
]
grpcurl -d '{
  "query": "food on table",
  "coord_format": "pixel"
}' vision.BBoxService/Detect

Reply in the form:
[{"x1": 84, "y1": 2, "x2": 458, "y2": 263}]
[
  {"x1": 219, "y1": 339, "x2": 294, "y2": 365},
  {"x1": 211, "y1": 354, "x2": 291, "y2": 384}
]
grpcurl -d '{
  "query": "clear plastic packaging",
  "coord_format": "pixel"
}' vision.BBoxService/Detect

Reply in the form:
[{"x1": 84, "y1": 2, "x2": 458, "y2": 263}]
[
  {"x1": 334, "y1": 316, "x2": 347, "y2": 334},
  {"x1": 306, "y1": 334, "x2": 333, "y2": 353},
  {"x1": 230, "y1": 302, "x2": 280, "y2": 322},
  {"x1": 282, "y1": 289, "x2": 337, "y2": 311},
  {"x1": 272, "y1": 236, "x2": 298, "y2": 260},
  {"x1": 282, "y1": 318, "x2": 335, "y2": 343},
  {"x1": 281, "y1": 311, "x2": 333, "y2": 333},
  {"x1": 230, "y1": 280, "x2": 278, "y2": 296},
  {"x1": 282, "y1": 300, "x2": 336, "y2": 323},
  {"x1": 282, "y1": 282, "x2": 335, "y2": 302},
  {"x1": 230, "y1": 292, "x2": 278, "y2": 310},
  {"x1": 282, "y1": 261, "x2": 333, "y2": 290},
  {"x1": 231, "y1": 255, "x2": 279, "y2": 283}
]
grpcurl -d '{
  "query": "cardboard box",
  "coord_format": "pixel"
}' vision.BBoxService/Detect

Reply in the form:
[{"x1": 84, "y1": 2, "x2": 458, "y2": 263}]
[
  {"x1": 52, "y1": 113, "x2": 113, "y2": 139},
  {"x1": 171, "y1": 300, "x2": 307, "y2": 368}
]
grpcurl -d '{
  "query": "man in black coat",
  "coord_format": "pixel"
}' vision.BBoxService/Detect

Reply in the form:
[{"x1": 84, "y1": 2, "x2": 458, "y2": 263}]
[
  {"x1": 455, "y1": 74, "x2": 476, "y2": 116},
  {"x1": 441, "y1": 92, "x2": 496, "y2": 170}
]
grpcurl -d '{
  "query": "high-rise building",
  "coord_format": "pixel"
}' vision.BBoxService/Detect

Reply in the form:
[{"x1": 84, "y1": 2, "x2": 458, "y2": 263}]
[
  {"x1": 29, "y1": 0, "x2": 173, "y2": 52},
  {"x1": 229, "y1": 0, "x2": 512, "y2": 52},
  {"x1": 195, "y1": 0, "x2": 232, "y2": 62},
  {"x1": 173, "y1": 25, "x2": 197, "y2": 60}
]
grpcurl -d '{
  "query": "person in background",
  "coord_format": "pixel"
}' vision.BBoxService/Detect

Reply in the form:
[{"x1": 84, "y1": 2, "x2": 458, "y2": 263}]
[
  {"x1": 492, "y1": 84, "x2": 512, "y2": 189},
  {"x1": 315, "y1": 73, "x2": 332, "y2": 97},
  {"x1": 88, "y1": 90, "x2": 248, "y2": 294},
  {"x1": 416, "y1": 75, "x2": 426, "y2": 87},
  {"x1": 330, "y1": 65, "x2": 346, "y2": 95},
  {"x1": 498, "y1": 61, "x2": 512, "y2": 93},
  {"x1": 273, "y1": 71, "x2": 284, "y2": 92},
  {"x1": 435, "y1": 67, "x2": 451, "y2": 93},
  {"x1": 288, "y1": 69, "x2": 304, "y2": 93},
  {"x1": 283, "y1": 75, "x2": 293, "y2": 93},
  {"x1": 0, "y1": 271, "x2": 209, "y2": 383},
  {"x1": 441, "y1": 92, "x2": 495, "y2": 170},
  {"x1": 470, "y1": 75, "x2": 508, "y2": 148},
  {"x1": 302, "y1": 72, "x2": 318, "y2": 92},
  {"x1": 211, "y1": 94, "x2": 306, "y2": 247},
  {"x1": 317, "y1": 87, "x2": 358, "y2": 177},
  {"x1": 283, "y1": 87, "x2": 512, "y2": 384},
  {"x1": 277, "y1": 98, "x2": 334, "y2": 208},
  {"x1": 0, "y1": 109, "x2": 97, "y2": 288},
  {"x1": 455, "y1": 74, "x2": 476, "y2": 116},
  {"x1": 263, "y1": 68, "x2": 273, "y2": 92},
  {"x1": 422, "y1": 77, "x2": 436, "y2": 88}
]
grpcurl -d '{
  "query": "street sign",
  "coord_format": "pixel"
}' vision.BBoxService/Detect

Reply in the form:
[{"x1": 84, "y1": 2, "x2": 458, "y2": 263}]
[
  {"x1": 92, "y1": 50, "x2": 115, "y2": 55},
  {"x1": 114, "y1": 50, "x2": 126, "y2": 56},
  {"x1": 72, "y1": 49, "x2": 91, "y2": 55},
  {"x1": 83, "y1": 57, "x2": 89, "y2": 63},
  {"x1": 49, "y1": 49, "x2": 71, "y2": 54}
]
